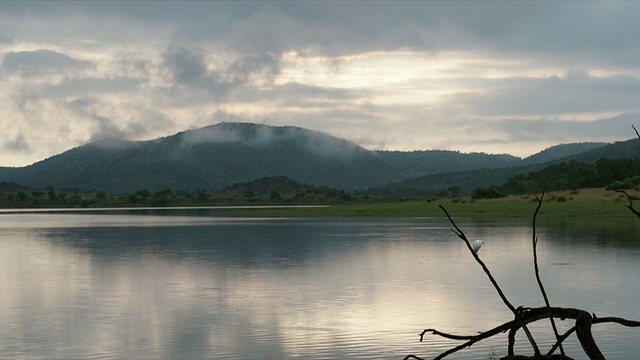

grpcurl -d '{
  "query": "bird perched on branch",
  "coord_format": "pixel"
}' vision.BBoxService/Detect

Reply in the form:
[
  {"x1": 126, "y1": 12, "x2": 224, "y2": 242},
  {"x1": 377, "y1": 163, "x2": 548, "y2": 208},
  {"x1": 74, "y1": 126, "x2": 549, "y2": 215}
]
[{"x1": 472, "y1": 239, "x2": 484, "y2": 253}]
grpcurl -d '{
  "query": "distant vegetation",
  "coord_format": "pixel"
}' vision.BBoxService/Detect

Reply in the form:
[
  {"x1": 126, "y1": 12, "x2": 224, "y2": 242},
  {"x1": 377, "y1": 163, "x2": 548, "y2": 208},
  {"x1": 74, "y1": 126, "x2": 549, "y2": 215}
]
[
  {"x1": 471, "y1": 157, "x2": 640, "y2": 199},
  {"x1": 3, "y1": 153, "x2": 640, "y2": 209},
  {"x1": 0, "y1": 177, "x2": 363, "y2": 208}
]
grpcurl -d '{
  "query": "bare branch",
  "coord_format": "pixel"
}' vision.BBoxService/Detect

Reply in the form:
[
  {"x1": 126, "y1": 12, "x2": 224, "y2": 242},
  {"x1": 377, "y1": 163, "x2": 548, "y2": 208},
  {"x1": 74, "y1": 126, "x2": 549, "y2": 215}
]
[
  {"x1": 439, "y1": 204, "x2": 540, "y2": 355},
  {"x1": 615, "y1": 189, "x2": 640, "y2": 218},
  {"x1": 402, "y1": 355, "x2": 426, "y2": 360},
  {"x1": 593, "y1": 316, "x2": 640, "y2": 327},
  {"x1": 419, "y1": 306, "x2": 640, "y2": 360},
  {"x1": 419, "y1": 328, "x2": 476, "y2": 341},
  {"x1": 407, "y1": 202, "x2": 640, "y2": 360},
  {"x1": 532, "y1": 192, "x2": 565, "y2": 355}
]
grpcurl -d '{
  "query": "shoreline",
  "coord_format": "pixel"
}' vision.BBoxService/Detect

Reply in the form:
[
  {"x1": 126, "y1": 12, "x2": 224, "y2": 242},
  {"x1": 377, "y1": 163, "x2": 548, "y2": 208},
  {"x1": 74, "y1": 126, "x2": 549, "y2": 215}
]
[{"x1": 0, "y1": 188, "x2": 636, "y2": 219}]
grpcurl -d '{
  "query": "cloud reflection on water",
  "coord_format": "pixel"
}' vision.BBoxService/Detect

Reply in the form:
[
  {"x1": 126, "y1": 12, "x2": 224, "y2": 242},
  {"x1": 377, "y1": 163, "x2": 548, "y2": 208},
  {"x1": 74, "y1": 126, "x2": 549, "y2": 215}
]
[{"x1": 0, "y1": 214, "x2": 638, "y2": 359}]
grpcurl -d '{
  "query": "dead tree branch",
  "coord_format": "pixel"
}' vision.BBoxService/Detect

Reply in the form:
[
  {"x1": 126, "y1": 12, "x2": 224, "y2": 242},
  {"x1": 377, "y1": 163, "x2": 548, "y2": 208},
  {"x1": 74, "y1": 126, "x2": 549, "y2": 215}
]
[
  {"x1": 532, "y1": 192, "x2": 565, "y2": 355},
  {"x1": 411, "y1": 306, "x2": 640, "y2": 360},
  {"x1": 615, "y1": 189, "x2": 640, "y2": 219},
  {"x1": 406, "y1": 203, "x2": 640, "y2": 360},
  {"x1": 439, "y1": 204, "x2": 540, "y2": 355}
]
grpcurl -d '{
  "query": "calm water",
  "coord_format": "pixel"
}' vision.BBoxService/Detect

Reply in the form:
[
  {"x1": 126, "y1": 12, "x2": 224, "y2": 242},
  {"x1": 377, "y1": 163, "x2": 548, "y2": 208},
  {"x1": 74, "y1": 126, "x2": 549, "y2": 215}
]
[{"x1": 0, "y1": 209, "x2": 639, "y2": 360}]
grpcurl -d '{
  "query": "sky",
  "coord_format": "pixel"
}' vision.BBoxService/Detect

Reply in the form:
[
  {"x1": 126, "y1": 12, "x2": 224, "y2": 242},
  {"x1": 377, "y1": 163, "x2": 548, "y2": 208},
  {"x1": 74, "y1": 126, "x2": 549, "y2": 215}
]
[{"x1": 2, "y1": 1, "x2": 640, "y2": 167}]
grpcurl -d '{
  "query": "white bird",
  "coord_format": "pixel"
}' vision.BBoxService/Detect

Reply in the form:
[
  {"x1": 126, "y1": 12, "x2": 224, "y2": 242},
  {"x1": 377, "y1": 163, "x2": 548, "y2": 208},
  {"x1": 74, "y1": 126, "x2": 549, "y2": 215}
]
[{"x1": 472, "y1": 239, "x2": 484, "y2": 253}]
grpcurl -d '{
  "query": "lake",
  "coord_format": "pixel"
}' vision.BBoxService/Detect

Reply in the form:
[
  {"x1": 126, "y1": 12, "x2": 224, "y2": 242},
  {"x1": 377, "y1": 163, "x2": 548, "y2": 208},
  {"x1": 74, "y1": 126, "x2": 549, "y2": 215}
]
[{"x1": 0, "y1": 208, "x2": 639, "y2": 359}]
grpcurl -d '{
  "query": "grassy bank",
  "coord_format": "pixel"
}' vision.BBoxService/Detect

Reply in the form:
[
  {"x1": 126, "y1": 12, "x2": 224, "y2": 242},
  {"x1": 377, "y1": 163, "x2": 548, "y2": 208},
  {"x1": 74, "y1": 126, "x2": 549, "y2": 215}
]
[{"x1": 221, "y1": 188, "x2": 639, "y2": 219}]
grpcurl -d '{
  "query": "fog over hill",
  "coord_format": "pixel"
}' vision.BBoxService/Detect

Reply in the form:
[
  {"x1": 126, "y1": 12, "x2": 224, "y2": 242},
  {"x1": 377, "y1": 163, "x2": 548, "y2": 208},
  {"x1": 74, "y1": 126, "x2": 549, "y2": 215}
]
[{"x1": 0, "y1": 122, "x2": 620, "y2": 194}]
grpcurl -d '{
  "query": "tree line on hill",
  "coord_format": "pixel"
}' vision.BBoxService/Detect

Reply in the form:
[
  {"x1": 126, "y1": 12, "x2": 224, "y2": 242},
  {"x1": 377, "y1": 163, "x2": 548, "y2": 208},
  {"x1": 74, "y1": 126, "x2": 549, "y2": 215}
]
[
  {"x1": 0, "y1": 177, "x2": 356, "y2": 208},
  {"x1": 470, "y1": 157, "x2": 640, "y2": 199},
  {"x1": 2, "y1": 156, "x2": 640, "y2": 207}
]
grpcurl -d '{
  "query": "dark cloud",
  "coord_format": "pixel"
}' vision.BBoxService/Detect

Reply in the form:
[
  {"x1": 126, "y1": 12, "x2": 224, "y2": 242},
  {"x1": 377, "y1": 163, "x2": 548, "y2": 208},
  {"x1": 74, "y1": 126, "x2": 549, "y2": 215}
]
[
  {"x1": 64, "y1": 98, "x2": 124, "y2": 141},
  {"x1": 1, "y1": 49, "x2": 89, "y2": 75},
  {"x1": 66, "y1": 97, "x2": 175, "y2": 142},
  {"x1": 161, "y1": 46, "x2": 282, "y2": 103},
  {"x1": 161, "y1": 46, "x2": 233, "y2": 102},
  {"x1": 3, "y1": 132, "x2": 30, "y2": 152},
  {"x1": 227, "y1": 53, "x2": 280, "y2": 84},
  {"x1": 2, "y1": 2, "x2": 640, "y2": 67},
  {"x1": 162, "y1": 47, "x2": 208, "y2": 86}
]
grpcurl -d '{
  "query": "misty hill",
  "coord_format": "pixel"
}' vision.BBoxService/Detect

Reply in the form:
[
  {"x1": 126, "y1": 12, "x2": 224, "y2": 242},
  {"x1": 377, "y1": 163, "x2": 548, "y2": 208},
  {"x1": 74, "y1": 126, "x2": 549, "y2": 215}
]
[
  {"x1": 0, "y1": 122, "x2": 523, "y2": 194},
  {"x1": 0, "y1": 122, "x2": 634, "y2": 195}
]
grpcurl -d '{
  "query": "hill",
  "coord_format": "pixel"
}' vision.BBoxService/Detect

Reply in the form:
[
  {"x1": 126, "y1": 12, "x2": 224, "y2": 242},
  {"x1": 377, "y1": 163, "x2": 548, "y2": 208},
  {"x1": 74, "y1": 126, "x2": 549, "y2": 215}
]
[
  {"x1": 0, "y1": 122, "x2": 635, "y2": 195},
  {"x1": 0, "y1": 122, "x2": 523, "y2": 193},
  {"x1": 369, "y1": 139, "x2": 639, "y2": 197},
  {"x1": 520, "y1": 142, "x2": 607, "y2": 165}
]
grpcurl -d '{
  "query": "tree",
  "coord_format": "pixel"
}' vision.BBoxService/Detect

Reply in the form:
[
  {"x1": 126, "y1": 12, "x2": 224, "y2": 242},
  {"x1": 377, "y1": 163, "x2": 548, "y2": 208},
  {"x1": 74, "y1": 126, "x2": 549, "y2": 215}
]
[
  {"x1": 471, "y1": 185, "x2": 505, "y2": 199},
  {"x1": 447, "y1": 186, "x2": 461, "y2": 197},
  {"x1": 197, "y1": 192, "x2": 210, "y2": 202},
  {"x1": 31, "y1": 191, "x2": 44, "y2": 199},
  {"x1": 136, "y1": 189, "x2": 151, "y2": 199}
]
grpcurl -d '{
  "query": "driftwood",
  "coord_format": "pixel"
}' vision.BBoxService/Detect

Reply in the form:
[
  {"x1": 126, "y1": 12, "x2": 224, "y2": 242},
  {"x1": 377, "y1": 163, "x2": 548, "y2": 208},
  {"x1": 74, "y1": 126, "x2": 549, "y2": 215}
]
[{"x1": 403, "y1": 193, "x2": 640, "y2": 360}]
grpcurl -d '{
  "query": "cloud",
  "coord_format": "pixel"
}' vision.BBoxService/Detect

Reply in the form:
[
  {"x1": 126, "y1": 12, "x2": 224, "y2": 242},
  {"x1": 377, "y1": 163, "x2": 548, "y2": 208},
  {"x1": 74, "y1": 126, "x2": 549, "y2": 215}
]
[
  {"x1": 235, "y1": 82, "x2": 367, "y2": 106},
  {"x1": 3, "y1": 132, "x2": 29, "y2": 152},
  {"x1": 65, "y1": 97, "x2": 175, "y2": 143},
  {"x1": 1, "y1": 49, "x2": 89, "y2": 75},
  {"x1": 447, "y1": 71, "x2": 640, "y2": 117},
  {"x1": 161, "y1": 46, "x2": 282, "y2": 104},
  {"x1": 162, "y1": 47, "x2": 208, "y2": 86},
  {"x1": 490, "y1": 113, "x2": 640, "y2": 143},
  {"x1": 0, "y1": 30, "x2": 11, "y2": 43},
  {"x1": 39, "y1": 77, "x2": 144, "y2": 98}
]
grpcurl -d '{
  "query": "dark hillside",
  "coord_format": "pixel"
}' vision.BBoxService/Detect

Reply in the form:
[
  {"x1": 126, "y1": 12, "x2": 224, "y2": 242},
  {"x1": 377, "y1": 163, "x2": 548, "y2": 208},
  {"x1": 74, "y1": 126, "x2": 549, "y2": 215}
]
[
  {"x1": 0, "y1": 123, "x2": 396, "y2": 193},
  {"x1": 370, "y1": 138, "x2": 639, "y2": 197},
  {"x1": 561, "y1": 138, "x2": 640, "y2": 163},
  {"x1": 375, "y1": 150, "x2": 520, "y2": 181},
  {"x1": 366, "y1": 165, "x2": 544, "y2": 197},
  {"x1": 521, "y1": 142, "x2": 607, "y2": 165},
  {"x1": 0, "y1": 122, "x2": 534, "y2": 194}
]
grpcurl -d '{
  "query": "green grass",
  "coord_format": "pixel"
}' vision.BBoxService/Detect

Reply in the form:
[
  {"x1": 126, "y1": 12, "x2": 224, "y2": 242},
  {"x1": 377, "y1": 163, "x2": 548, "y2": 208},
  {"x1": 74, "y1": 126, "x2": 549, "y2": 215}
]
[
  {"x1": 218, "y1": 196, "x2": 635, "y2": 219},
  {"x1": 5, "y1": 187, "x2": 636, "y2": 220}
]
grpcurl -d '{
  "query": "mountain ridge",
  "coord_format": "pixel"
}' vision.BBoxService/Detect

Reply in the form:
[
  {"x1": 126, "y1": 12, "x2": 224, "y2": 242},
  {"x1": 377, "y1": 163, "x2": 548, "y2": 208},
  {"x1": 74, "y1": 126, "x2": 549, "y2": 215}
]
[{"x1": 0, "y1": 122, "x2": 622, "y2": 194}]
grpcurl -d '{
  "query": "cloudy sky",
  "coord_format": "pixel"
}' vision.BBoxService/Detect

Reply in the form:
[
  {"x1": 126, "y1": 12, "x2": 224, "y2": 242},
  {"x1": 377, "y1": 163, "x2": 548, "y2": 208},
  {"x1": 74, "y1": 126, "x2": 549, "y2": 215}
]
[{"x1": 2, "y1": 1, "x2": 640, "y2": 166}]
